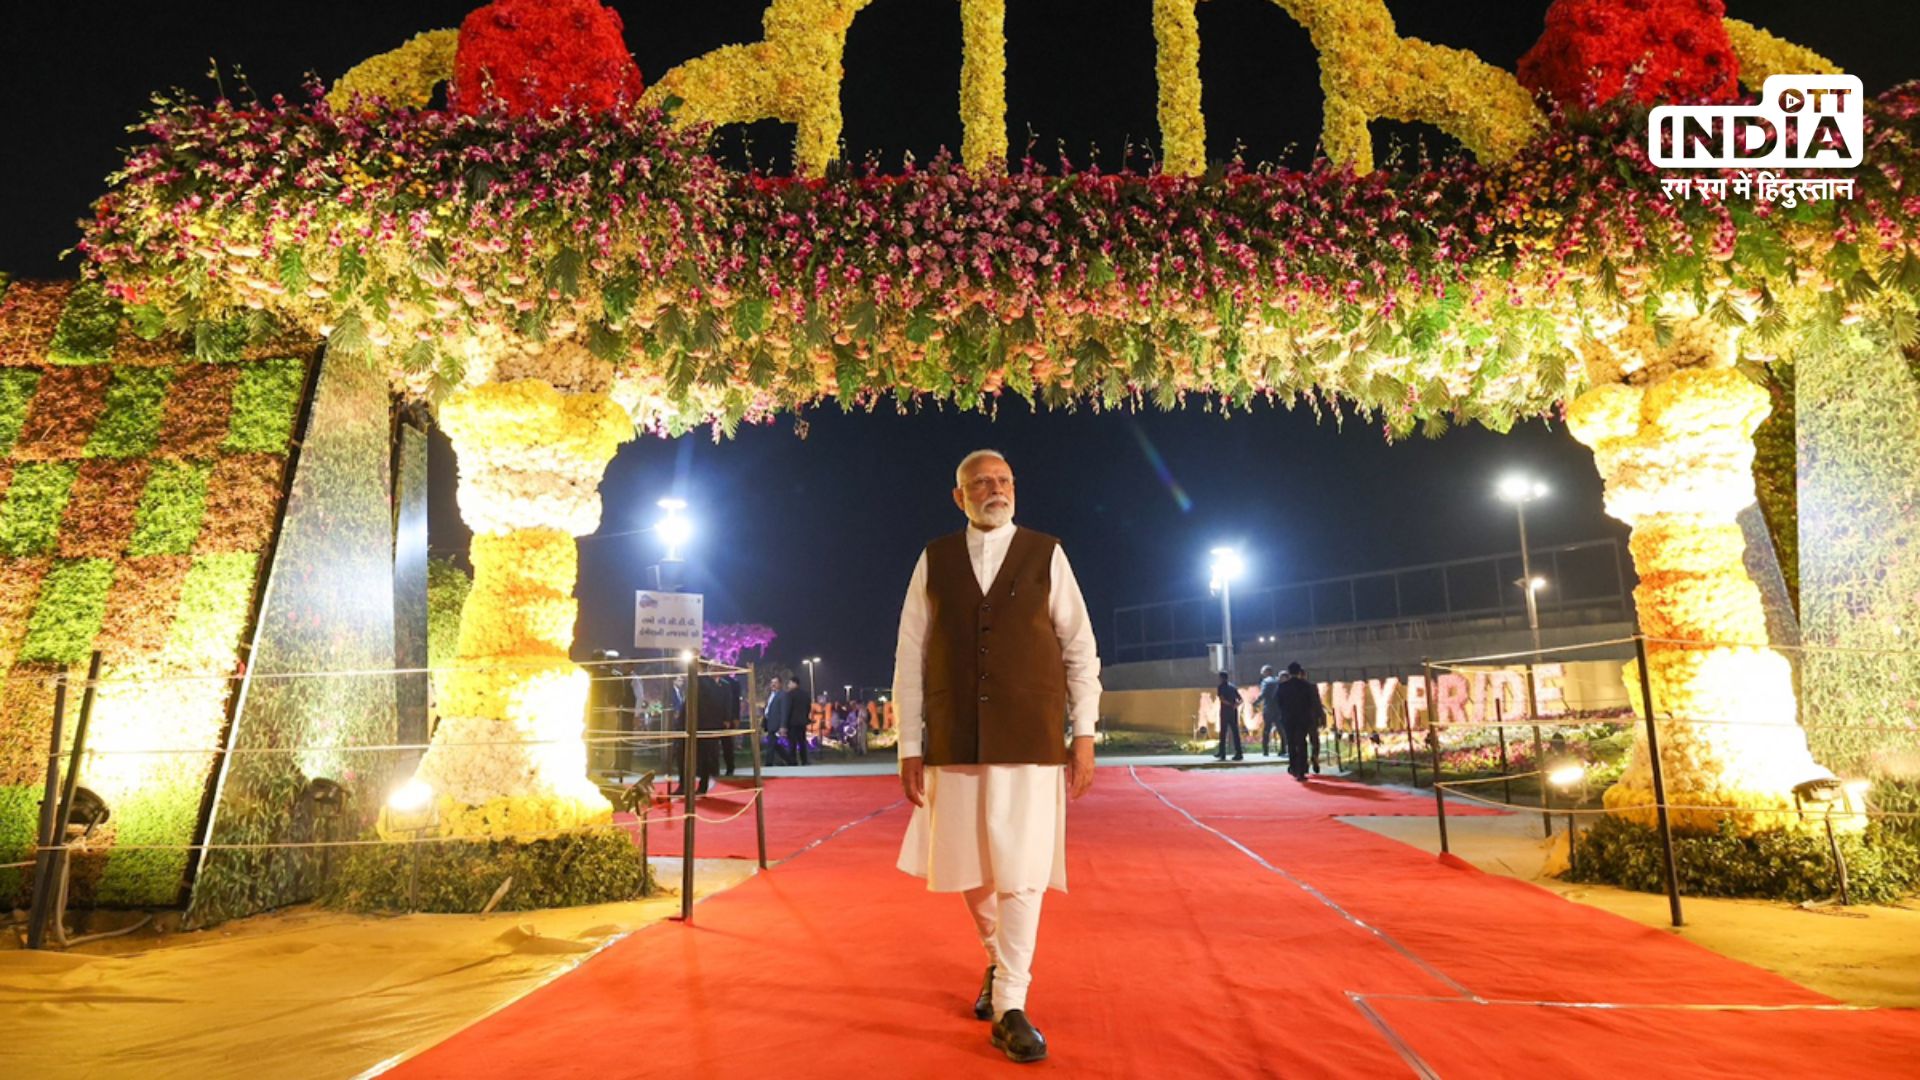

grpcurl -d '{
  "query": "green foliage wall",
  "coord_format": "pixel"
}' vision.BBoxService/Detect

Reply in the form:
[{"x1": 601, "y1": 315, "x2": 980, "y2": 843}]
[
  {"x1": 394, "y1": 422, "x2": 429, "y2": 746},
  {"x1": 0, "y1": 279, "x2": 308, "y2": 908},
  {"x1": 188, "y1": 346, "x2": 398, "y2": 926},
  {"x1": 1749, "y1": 360, "x2": 1798, "y2": 617},
  {"x1": 1797, "y1": 334, "x2": 1920, "y2": 831},
  {"x1": 426, "y1": 557, "x2": 472, "y2": 667}
]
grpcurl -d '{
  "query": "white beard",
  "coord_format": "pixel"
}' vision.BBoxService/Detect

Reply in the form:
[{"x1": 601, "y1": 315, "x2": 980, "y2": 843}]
[{"x1": 973, "y1": 500, "x2": 1014, "y2": 529}]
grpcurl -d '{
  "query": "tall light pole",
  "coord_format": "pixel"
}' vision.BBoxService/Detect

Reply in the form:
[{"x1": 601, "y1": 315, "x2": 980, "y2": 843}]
[
  {"x1": 1497, "y1": 474, "x2": 1548, "y2": 652},
  {"x1": 1498, "y1": 473, "x2": 1553, "y2": 837},
  {"x1": 803, "y1": 657, "x2": 821, "y2": 700},
  {"x1": 1209, "y1": 546, "x2": 1246, "y2": 679}
]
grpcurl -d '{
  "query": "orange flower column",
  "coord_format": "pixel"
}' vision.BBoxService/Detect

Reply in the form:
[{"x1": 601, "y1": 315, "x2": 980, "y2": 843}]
[
  {"x1": 406, "y1": 377, "x2": 630, "y2": 837},
  {"x1": 1568, "y1": 367, "x2": 1844, "y2": 834}
]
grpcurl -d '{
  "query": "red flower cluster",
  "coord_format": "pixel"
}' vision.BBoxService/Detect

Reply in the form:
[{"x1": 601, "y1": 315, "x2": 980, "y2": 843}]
[
  {"x1": 1518, "y1": 0, "x2": 1740, "y2": 109},
  {"x1": 451, "y1": 0, "x2": 643, "y2": 118}
]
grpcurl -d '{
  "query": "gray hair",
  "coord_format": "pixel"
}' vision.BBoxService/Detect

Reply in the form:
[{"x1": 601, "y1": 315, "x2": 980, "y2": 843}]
[{"x1": 954, "y1": 449, "x2": 1010, "y2": 488}]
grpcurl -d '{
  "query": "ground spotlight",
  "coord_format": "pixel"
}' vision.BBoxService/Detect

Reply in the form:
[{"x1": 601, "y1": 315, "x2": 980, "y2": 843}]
[
  {"x1": 1793, "y1": 776, "x2": 1852, "y2": 906},
  {"x1": 65, "y1": 786, "x2": 111, "y2": 838},
  {"x1": 1544, "y1": 753, "x2": 1584, "y2": 875},
  {"x1": 301, "y1": 777, "x2": 348, "y2": 813}
]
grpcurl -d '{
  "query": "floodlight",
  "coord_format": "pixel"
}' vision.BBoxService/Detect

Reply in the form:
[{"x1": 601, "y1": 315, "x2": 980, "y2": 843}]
[
  {"x1": 388, "y1": 777, "x2": 435, "y2": 814},
  {"x1": 65, "y1": 786, "x2": 111, "y2": 837},
  {"x1": 1498, "y1": 474, "x2": 1549, "y2": 503},
  {"x1": 1208, "y1": 546, "x2": 1246, "y2": 582},
  {"x1": 1546, "y1": 764, "x2": 1584, "y2": 789},
  {"x1": 1792, "y1": 777, "x2": 1843, "y2": 804}
]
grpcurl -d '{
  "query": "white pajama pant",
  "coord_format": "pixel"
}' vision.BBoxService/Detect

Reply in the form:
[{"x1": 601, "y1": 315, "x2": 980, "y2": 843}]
[
  {"x1": 964, "y1": 885, "x2": 1043, "y2": 1017},
  {"x1": 898, "y1": 764, "x2": 1067, "y2": 1018}
]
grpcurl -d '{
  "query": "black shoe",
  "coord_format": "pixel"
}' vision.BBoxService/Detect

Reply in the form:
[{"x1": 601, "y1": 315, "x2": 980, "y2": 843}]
[
  {"x1": 990, "y1": 1009, "x2": 1048, "y2": 1064},
  {"x1": 1231, "y1": 754, "x2": 1244, "y2": 761},
  {"x1": 973, "y1": 965, "x2": 995, "y2": 1020}
]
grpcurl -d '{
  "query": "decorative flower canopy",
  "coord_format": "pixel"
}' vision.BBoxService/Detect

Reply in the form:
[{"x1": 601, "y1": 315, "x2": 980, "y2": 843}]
[{"x1": 74, "y1": 1, "x2": 1920, "y2": 438}]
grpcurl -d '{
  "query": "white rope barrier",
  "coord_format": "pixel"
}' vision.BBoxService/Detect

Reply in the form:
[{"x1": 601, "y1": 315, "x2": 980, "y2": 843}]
[
  {"x1": 1431, "y1": 780, "x2": 1920, "y2": 821},
  {"x1": 0, "y1": 655, "x2": 753, "y2": 691},
  {"x1": 16, "y1": 787, "x2": 767, "y2": 856},
  {"x1": 48, "y1": 726, "x2": 768, "y2": 759}
]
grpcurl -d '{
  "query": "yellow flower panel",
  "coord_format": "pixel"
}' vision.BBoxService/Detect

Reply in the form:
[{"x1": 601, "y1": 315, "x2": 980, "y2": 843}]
[
  {"x1": 470, "y1": 528, "x2": 577, "y2": 593},
  {"x1": 958, "y1": 0, "x2": 1008, "y2": 171},
  {"x1": 327, "y1": 29, "x2": 459, "y2": 113},
  {"x1": 1633, "y1": 573, "x2": 1770, "y2": 644},
  {"x1": 1724, "y1": 18, "x2": 1843, "y2": 88},
  {"x1": 1628, "y1": 521, "x2": 1746, "y2": 576}
]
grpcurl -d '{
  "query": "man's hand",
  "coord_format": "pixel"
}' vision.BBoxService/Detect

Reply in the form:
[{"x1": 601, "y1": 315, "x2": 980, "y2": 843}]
[
  {"x1": 900, "y1": 755, "x2": 926, "y2": 807},
  {"x1": 1067, "y1": 736, "x2": 1095, "y2": 800}
]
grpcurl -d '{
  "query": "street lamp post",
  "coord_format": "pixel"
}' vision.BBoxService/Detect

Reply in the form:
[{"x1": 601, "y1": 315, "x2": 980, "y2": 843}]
[
  {"x1": 1498, "y1": 473, "x2": 1553, "y2": 837},
  {"x1": 1209, "y1": 547, "x2": 1245, "y2": 679},
  {"x1": 803, "y1": 657, "x2": 821, "y2": 700}
]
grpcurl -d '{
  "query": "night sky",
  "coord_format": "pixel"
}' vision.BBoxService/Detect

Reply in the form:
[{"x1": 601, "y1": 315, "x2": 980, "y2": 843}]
[{"x1": 5, "y1": 2, "x2": 1915, "y2": 689}]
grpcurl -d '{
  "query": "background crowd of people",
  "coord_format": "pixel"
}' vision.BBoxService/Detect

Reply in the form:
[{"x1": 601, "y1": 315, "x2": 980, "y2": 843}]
[{"x1": 1213, "y1": 663, "x2": 1327, "y2": 778}]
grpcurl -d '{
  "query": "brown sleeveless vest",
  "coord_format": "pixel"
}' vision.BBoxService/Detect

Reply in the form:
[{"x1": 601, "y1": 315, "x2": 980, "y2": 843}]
[{"x1": 921, "y1": 526, "x2": 1070, "y2": 766}]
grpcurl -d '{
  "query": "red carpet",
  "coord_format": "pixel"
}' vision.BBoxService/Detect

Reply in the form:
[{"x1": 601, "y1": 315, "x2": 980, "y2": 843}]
[
  {"x1": 615, "y1": 775, "x2": 903, "y2": 860},
  {"x1": 394, "y1": 767, "x2": 1920, "y2": 1078}
]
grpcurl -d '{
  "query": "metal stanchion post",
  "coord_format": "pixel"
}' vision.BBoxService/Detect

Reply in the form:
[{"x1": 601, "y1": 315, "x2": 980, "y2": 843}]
[
  {"x1": 1566, "y1": 804, "x2": 1578, "y2": 878},
  {"x1": 747, "y1": 664, "x2": 768, "y2": 870},
  {"x1": 1633, "y1": 635, "x2": 1684, "y2": 928},
  {"x1": 1494, "y1": 698, "x2": 1512, "y2": 807},
  {"x1": 1525, "y1": 660, "x2": 1550, "y2": 838},
  {"x1": 407, "y1": 831, "x2": 420, "y2": 913},
  {"x1": 1405, "y1": 722, "x2": 1420, "y2": 787},
  {"x1": 43, "y1": 651, "x2": 103, "y2": 944},
  {"x1": 1424, "y1": 662, "x2": 1448, "y2": 854},
  {"x1": 25, "y1": 672, "x2": 70, "y2": 950},
  {"x1": 681, "y1": 652, "x2": 700, "y2": 923}
]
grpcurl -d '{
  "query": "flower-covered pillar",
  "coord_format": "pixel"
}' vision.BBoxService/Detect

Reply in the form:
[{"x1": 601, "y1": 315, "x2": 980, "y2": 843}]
[
  {"x1": 1568, "y1": 359, "x2": 1842, "y2": 835},
  {"x1": 409, "y1": 354, "x2": 631, "y2": 836}
]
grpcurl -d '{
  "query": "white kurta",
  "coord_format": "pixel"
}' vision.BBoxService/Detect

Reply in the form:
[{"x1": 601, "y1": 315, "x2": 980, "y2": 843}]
[{"x1": 893, "y1": 521, "x2": 1102, "y2": 893}]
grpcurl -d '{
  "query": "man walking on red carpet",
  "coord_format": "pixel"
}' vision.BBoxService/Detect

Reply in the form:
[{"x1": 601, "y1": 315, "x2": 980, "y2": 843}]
[{"x1": 893, "y1": 449, "x2": 1101, "y2": 1065}]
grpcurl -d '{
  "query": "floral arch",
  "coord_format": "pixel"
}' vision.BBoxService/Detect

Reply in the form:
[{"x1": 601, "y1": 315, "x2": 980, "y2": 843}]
[{"x1": 72, "y1": 0, "x2": 1920, "y2": 850}]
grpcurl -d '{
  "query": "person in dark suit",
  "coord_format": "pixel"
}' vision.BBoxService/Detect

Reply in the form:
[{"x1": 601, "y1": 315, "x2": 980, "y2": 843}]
[
  {"x1": 1257, "y1": 665, "x2": 1284, "y2": 757},
  {"x1": 676, "y1": 673, "x2": 735, "y2": 795},
  {"x1": 716, "y1": 674, "x2": 740, "y2": 777},
  {"x1": 763, "y1": 679, "x2": 788, "y2": 759},
  {"x1": 1214, "y1": 671, "x2": 1243, "y2": 761},
  {"x1": 1275, "y1": 662, "x2": 1327, "y2": 780},
  {"x1": 782, "y1": 674, "x2": 811, "y2": 765}
]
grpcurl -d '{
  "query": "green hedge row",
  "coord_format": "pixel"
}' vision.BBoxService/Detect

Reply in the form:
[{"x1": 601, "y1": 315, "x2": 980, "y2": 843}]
[
  {"x1": 322, "y1": 830, "x2": 652, "y2": 914},
  {"x1": 1570, "y1": 814, "x2": 1920, "y2": 904}
]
